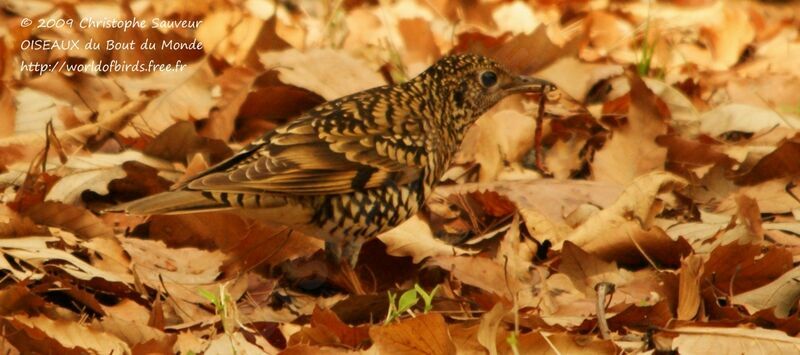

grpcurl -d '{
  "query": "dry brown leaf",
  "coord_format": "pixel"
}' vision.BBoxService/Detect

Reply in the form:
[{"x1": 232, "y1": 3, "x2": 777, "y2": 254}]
[
  {"x1": 461, "y1": 26, "x2": 582, "y2": 76},
  {"x1": 144, "y1": 121, "x2": 233, "y2": 165},
  {"x1": 280, "y1": 344, "x2": 366, "y2": 354},
  {"x1": 289, "y1": 307, "x2": 370, "y2": 349},
  {"x1": 0, "y1": 236, "x2": 132, "y2": 283},
  {"x1": 101, "y1": 299, "x2": 152, "y2": 325},
  {"x1": 559, "y1": 242, "x2": 632, "y2": 295},
  {"x1": 0, "y1": 83, "x2": 15, "y2": 138},
  {"x1": 516, "y1": 332, "x2": 617, "y2": 354},
  {"x1": 592, "y1": 75, "x2": 669, "y2": 185},
  {"x1": 735, "y1": 136, "x2": 800, "y2": 186},
  {"x1": 435, "y1": 179, "x2": 623, "y2": 225},
  {"x1": 700, "y1": 6, "x2": 755, "y2": 70},
  {"x1": 448, "y1": 323, "x2": 491, "y2": 355},
  {"x1": 117, "y1": 62, "x2": 216, "y2": 136},
  {"x1": 197, "y1": 10, "x2": 290, "y2": 68},
  {"x1": 559, "y1": 242, "x2": 665, "y2": 309},
  {"x1": 232, "y1": 70, "x2": 325, "y2": 141},
  {"x1": 677, "y1": 255, "x2": 703, "y2": 320},
  {"x1": 535, "y1": 58, "x2": 624, "y2": 102},
  {"x1": 699, "y1": 104, "x2": 794, "y2": 138},
  {"x1": 139, "y1": 212, "x2": 322, "y2": 274},
  {"x1": 201, "y1": 67, "x2": 259, "y2": 141},
  {"x1": 378, "y1": 216, "x2": 476, "y2": 263},
  {"x1": 642, "y1": 78, "x2": 700, "y2": 134},
  {"x1": 491, "y1": 1, "x2": 539, "y2": 34},
  {"x1": 260, "y1": 49, "x2": 385, "y2": 100},
  {"x1": 495, "y1": 214, "x2": 539, "y2": 286},
  {"x1": 122, "y1": 237, "x2": 224, "y2": 289},
  {"x1": 24, "y1": 201, "x2": 114, "y2": 239},
  {"x1": 93, "y1": 315, "x2": 176, "y2": 350},
  {"x1": 427, "y1": 256, "x2": 508, "y2": 297},
  {"x1": 518, "y1": 207, "x2": 573, "y2": 246},
  {"x1": 2, "y1": 314, "x2": 130, "y2": 354},
  {"x1": 174, "y1": 330, "x2": 210, "y2": 354},
  {"x1": 44, "y1": 150, "x2": 176, "y2": 205},
  {"x1": 724, "y1": 74, "x2": 800, "y2": 110},
  {"x1": 702, "y1": 242, "x2": 792, "y2": 296},
  {"x1": 732, "y1": 265, "x2": 800, "y2": 317},
  {"x1": 583, "y1": 11, "x2": 636, "y2": 62},
  {"x1": 458, "y1": 109, "x2": 538, "y2": 181},
  {"x1": 561, "y1": 171, "x2": 689, "y2": 264},
  {"x1": 205, "y1": 332, "x2": 268, "y2": 355},
  {"x1": 664, "y1": 326, "x2": 800, "y2": 354},
  {"x1": 14, "y1": 73, "x2": 128, "y2": 134},
  {"x1": 476, "y1": 303, "x2": 507, "y2": 355},
  {"x1": 398, "y1": 18, "x2": 440, "y2": 72},
  {"x1": 0, "y1": 282, "x2": 47, "y2": 316},
  {"x1": 0, "y1": 204, "x2": 45, "y2": 237},
  {"x1": 370, "y1": 313, "x2": 456, "y2": 355},
  {"x1": 735, "y1": 193, "x2": 764, "y2": 242},
  {"x1": 729, "y1": 179, "x2": 800, "y2": 214},
  {"x1": 47, "y1": 167, "x2": 126, "y2": 205},
  {"x1": 0, "y1": 97, "x2": 150, "y2": 151}
]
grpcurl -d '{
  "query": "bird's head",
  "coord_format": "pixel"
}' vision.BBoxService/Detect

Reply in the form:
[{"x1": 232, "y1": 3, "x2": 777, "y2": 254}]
[{"x1": 418, "y1": 54, "x2": 555, "y2": 126}]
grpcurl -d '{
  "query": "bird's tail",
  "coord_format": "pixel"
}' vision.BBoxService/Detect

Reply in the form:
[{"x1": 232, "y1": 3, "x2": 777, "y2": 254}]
[{"x1": 105, "y1": 190, "x2": 230, "y2": 215}]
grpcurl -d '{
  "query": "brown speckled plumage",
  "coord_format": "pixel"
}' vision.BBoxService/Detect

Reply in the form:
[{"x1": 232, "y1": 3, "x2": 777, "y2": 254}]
[{"x1": 116, "y1": 54, "x2": 554, "y2": 265}]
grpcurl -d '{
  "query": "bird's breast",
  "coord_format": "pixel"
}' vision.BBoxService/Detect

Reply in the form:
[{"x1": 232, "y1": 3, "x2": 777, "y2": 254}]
[{"x1": 310, "y1": 169, "x2": 432, "y2": 243}]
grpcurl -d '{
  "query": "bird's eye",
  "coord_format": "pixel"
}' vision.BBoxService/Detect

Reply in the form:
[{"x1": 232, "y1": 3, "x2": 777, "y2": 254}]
[{"x1": 480, "y1": 71, "x2": 498, "y2": 87}]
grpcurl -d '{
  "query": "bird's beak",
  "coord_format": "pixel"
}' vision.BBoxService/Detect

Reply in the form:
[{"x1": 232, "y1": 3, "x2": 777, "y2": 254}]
[{"x1": 501, "y1": 76, "x2": 556, "y2": 94}]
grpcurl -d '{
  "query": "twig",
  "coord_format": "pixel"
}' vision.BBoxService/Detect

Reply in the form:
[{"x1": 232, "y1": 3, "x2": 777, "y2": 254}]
[
  {"x1": 534, "y1": 92, "x2": 552, "y2": 177},
  {"x1": 595, "y1": 282, "x2": 616, "y2": 340}
]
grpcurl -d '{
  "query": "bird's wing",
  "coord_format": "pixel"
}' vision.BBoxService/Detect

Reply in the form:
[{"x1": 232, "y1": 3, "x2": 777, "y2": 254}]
[{"x1": 183, "y1": 89, "x2": 429, "y2": 195}]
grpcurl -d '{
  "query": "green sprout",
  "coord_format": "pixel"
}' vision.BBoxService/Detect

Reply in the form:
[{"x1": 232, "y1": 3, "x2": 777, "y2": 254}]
[{"x1": 384, "y1": 283, "x2": 440, "y2": 324}]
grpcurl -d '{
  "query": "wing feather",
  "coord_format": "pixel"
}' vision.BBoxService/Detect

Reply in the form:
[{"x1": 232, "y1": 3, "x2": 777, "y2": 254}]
[{"x1": 182, "y1": 89, "x2": 428, "y2": 196}]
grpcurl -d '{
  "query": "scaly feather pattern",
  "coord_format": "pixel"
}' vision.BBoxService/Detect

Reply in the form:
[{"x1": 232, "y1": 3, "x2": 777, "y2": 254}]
[{"x1": 115, "y1": 54, "x2": 554, "y2": 265}]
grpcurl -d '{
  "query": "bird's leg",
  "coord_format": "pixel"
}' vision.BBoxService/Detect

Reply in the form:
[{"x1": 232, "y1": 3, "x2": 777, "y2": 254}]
[
  {"x1": 323, "y1": 239, "x2": 366, "y2": 294},
  {"x1": 341, "y1": 239, "x2": 365, "y2": 267},
  {"x1": 324, "y1": 240, "x2": 344, "y2": 264},
  {"x1": 324, "y1": 239, "x2": 364, "y2": 267}
]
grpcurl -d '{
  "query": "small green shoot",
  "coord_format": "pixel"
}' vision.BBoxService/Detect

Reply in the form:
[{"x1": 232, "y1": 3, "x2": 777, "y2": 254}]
[
  {"x1": 199, "y1": 288, "x2": 226, "y2": 315},
  {"x1": 636, "y1": 31, "x2": 657, "y2": 77},
  {"x1": 199, "y1": 283, "x2": 254, "y2": 339},
  {"x1": 415, "y1": 284, "x2": 439, "y2": 313},
  {"x1": 779, "y1": 103, "x2": 800, "y2": 116},
  {"x1": 322, "y1": 0, "x2": 347, "y2": 48},
  {"x1": 384, "y1": 283, "x2": 439, "y2": 324},
  {"x1": 386, "y1": 45, "x2": 408, "y2": 84},
  {"x1": 635, "y1": 3, "x2": 664, "y2": 79},
  {"x1": 506, "y1": 331, "x2": 519, "y2": 355}
]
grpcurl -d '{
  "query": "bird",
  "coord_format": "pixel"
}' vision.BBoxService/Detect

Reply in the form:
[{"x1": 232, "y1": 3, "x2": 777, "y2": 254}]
[{"x1": 112, "y1": 53, "x2": 554, "y2": 266}]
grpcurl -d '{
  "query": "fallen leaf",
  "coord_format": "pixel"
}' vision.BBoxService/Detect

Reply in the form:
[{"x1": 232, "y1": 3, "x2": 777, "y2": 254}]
[
  {"x1": 25, "y1": 201, "x2": 114, "y2": 239},
  {"x1": 516, "y1": 331, "x2": 618, "y2": 354},
  {"x1": 677, "y1": 255, "x2": 703, "y2": 320},
  {"x1": 592, "y1": 74, "x2": 669, "y2": 185},
  {"x1": 477, "y1": 303, "x2": 508, "y2": 355},
  {"x1": 370, "y1": 313, "x2": 456, "y2": 355},
  {"x1": 735, "y1": 135, "x2": 800, "y2": 186},
  {"x1": 205, "y1": 331, "x2": 268, "y2": 355},
  {"x1": 378, "y1": 216, "x2": 476, "y2": 264},
  {"x1": 561, "y1": 171, "x2": 690, "y2": 266},
  {"x1": 665, "y1": 326, "x2": 800, "y2": 354},
  {"x1": 260, "y1": 49, "x2": 385, "y2": 100},
  {"x1": 289, "y1": 307, "x2": 370, "y2": 349},
  {"x1": 732, "y1": 265, "x2": 800, "y2": 317},
  {"x1": 2, "y1": 314, "x2": 130, "y2": 354}
]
